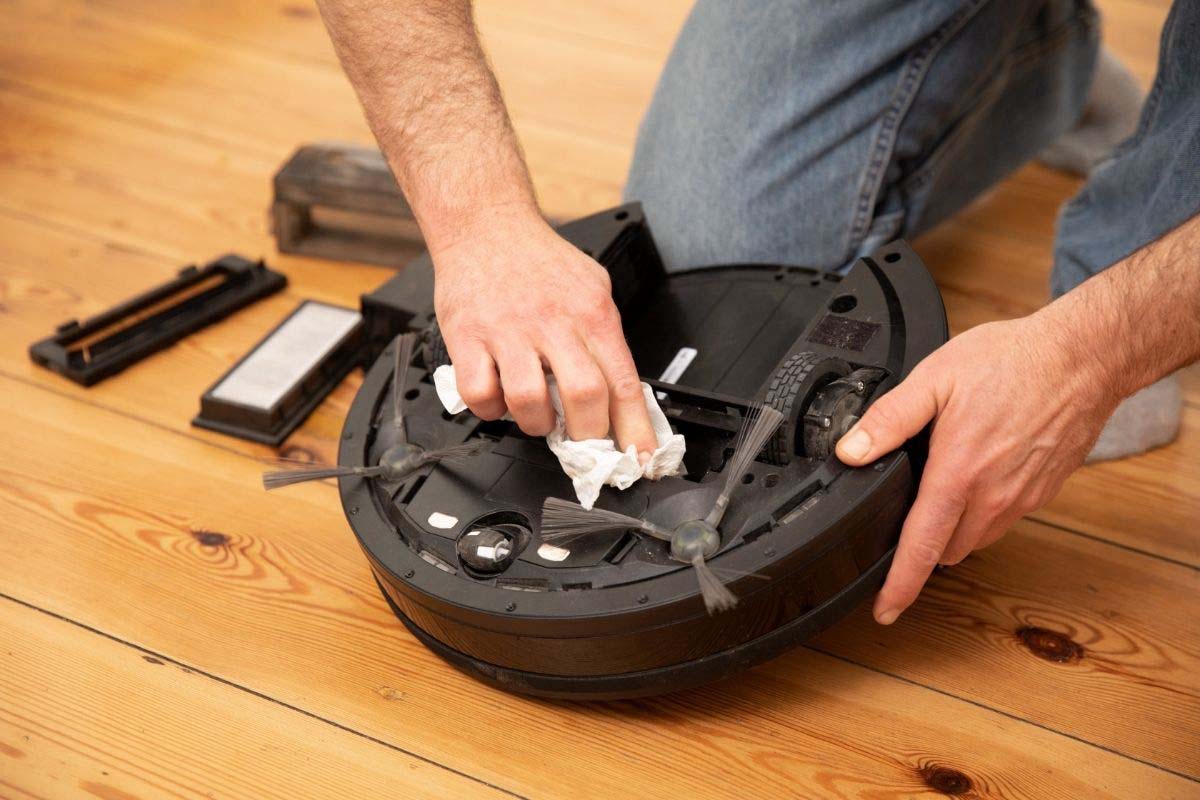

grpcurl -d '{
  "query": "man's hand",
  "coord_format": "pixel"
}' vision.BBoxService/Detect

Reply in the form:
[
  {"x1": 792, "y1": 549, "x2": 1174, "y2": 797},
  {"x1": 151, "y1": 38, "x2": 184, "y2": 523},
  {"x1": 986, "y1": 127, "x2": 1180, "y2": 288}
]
[
  {"x1": 836, "y1": 213, "x2": 1200, "y2": 626},
  {"x1": 836, "y1": 315, "x2": 1118, "y2": 625},
  {"x1": 432, "y1": 207, "x2": 658, "y2": 456},
  {"x1": 315, "y1": 1, "x2": 656, "y2": 454}
]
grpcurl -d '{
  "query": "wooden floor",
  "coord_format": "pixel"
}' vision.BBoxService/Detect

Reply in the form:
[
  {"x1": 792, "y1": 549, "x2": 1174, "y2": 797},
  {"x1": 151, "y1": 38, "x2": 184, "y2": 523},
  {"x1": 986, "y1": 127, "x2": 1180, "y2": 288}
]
[{"x1": 1, "y1": 1, "x2": 1196, "y2": 798}]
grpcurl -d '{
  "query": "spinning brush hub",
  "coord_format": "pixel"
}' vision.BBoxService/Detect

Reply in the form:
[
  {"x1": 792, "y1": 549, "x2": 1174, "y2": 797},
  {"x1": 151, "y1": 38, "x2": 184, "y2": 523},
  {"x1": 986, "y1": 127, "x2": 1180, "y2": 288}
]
[{"x1": 320, "y1": 203, "x2": 946, "y2": 700}]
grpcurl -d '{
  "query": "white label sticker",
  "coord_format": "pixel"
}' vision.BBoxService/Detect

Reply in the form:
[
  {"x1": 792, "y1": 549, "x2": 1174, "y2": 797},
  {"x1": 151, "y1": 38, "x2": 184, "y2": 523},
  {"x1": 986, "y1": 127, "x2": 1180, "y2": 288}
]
[
  {"x1": 537, "y1": 543, "x2": 571, "y2": 562},
  {"x1": 427, "y1": 512, "x2": 458, "y2": 530},
  {"x1": 656, "y1": 346, "x2": 697, "y2": 400},
  {"x1": 209, "y1": 302, "x2": 361, "y2": 411},
  {"x1": 658, "y1": 347, "x2": 698, "y2": 385}
]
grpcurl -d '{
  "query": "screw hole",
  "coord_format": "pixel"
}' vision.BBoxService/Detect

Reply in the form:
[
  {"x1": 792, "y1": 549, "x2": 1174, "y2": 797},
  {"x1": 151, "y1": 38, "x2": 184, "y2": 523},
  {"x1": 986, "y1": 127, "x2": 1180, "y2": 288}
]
[
  {"x1": 773, "y1": 272, "x2": 785, "y2": 281},
  {"x1": 404, "y1": 388, "x2": 419, "y2": 400},
  {"x1": 829, "y1": 294, "x2": 857, "y2": 313},
  {"x1": 884, "y1": 252, "x2": 901, "y2": 263},
  {"x1": 615, "y1": 210, "x2": 629, "y2": 221},
  {"x1": 763, "y1": 473, "x2": 780, "y2": 488},
  {"x1": 741, "y1": 472, "x2": 755, "y2": 485}
]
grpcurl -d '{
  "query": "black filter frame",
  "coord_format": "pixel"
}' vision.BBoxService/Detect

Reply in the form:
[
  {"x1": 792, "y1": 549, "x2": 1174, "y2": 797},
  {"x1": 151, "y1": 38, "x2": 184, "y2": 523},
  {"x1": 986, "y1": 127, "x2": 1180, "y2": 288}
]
[
  {"x1": 193, "y1": 300, "x2": 364, "y2": 445},
  {"x1": 337, "y1": 203, "x2": 948, "y2": 699},
  {"x1": 29, "y1": 254, "x2": 286, "y2": 386}
]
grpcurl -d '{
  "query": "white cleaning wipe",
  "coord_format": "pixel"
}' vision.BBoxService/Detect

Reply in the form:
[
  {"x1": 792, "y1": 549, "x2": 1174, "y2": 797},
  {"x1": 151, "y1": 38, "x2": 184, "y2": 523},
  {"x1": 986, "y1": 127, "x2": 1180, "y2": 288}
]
[{"x1": 432, "y1": 364, "x2": 685, "y2": 509}]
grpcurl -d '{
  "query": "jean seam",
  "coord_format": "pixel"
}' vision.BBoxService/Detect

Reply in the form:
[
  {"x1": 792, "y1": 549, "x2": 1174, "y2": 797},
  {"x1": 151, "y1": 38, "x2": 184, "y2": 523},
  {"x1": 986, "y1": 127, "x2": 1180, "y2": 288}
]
[
  {"x1": 904, "y1": 6, "x2": 1099, "y2": 195},
  {"x1": 1107, "y1": 1, "x2": 1173, "y2": 160},
  {"x1": 902, "y1": 69, "x2": 1008, "y2": 195},
  {"x1": 1062, "y1": 2, "x2": 1170, "y2": 220},
  {"x1": 845, "y1": 0, "x2": 989, "y2": 262}
]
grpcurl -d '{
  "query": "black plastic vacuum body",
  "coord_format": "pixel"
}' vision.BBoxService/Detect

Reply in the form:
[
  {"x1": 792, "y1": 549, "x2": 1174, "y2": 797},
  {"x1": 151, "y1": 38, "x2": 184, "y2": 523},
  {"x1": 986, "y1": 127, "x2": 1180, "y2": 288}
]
[{"x1": 339, "y1": 203, "x2": 947, "y2": 699}]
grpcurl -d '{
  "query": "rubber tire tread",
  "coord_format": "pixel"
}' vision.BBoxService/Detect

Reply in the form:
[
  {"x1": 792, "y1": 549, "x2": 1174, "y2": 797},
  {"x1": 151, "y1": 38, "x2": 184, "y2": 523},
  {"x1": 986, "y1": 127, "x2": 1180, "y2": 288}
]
[{"x1": 764, "y1": 352, "x2": 836, "y2": 465}]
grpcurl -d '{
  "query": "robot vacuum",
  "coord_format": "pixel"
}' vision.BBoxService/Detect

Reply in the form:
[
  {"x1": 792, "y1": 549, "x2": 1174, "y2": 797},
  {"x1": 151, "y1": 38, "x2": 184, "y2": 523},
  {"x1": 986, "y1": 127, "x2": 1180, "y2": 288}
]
[{"x1": 270, "y1": 203, "x2": 947, "y2": 699}]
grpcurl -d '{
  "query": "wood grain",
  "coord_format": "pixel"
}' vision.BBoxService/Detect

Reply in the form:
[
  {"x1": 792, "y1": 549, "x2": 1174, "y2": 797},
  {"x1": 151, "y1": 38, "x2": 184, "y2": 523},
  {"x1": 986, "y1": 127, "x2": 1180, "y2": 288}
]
[
  {"x1": 814, "y1": 517, "x2": 1200, "y2": 774},
  {"x1": 1, "y1": 0, "x2": 1196, "y2": 796},
  {"x1": 0, "y1": 373, "x2": 1195, "y2": 797},
  {"x1": 0, "y1": 597, "x2": 513, "y2": 800}
]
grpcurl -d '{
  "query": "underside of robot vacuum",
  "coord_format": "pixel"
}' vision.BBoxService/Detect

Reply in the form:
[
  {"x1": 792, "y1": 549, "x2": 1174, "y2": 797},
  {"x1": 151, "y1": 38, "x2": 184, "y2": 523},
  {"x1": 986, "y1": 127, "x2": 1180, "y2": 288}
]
[{"x1": 308, "y1": 203, "x2": 946, "y2": 699}]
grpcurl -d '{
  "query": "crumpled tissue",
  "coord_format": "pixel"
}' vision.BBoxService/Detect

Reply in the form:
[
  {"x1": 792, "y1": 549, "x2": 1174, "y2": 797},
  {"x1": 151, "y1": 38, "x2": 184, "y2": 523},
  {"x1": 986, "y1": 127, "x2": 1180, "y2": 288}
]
[{"x1": 433, "y1": 364, "x2": 685, "y2": 509}]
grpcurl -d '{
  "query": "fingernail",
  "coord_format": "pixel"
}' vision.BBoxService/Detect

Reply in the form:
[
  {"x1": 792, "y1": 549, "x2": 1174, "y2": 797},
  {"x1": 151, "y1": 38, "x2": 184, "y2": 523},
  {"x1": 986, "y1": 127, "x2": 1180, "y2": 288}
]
[
  {"x1": 638, "y1": 451, "x2": 652, "y2": 467},
  {"x1": 839, "y1": 427, "x2": 872, "y2": 461},
  {"x1": 876, "y1": 608, "x2": 899, "y2": 625}
]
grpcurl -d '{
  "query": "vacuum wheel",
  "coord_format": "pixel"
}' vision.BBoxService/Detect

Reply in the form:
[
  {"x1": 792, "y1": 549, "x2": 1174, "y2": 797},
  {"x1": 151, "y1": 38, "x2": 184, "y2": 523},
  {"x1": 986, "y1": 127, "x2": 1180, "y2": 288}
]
[
  {"x1": 763, "y1": 352, "x2": 851, "y2": 465},
  {"x1": 423, "y1": 318, "x2": 451, "y2": 371}
]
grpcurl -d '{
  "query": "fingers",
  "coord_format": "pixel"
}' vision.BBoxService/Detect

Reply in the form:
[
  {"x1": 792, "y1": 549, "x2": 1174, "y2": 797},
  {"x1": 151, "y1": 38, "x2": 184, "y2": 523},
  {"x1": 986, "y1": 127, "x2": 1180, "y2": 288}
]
[
  {"x1": 873, "y1": 471, "x2": 965, "y2": 625},
  {"x1": 588, "y1": 316, "x2": 657, "y2": 458},
  {"x1": 836, "y1": 367, "x2": 940, "y2": 466},
  {"x1": 937, "y1": 500, "x2": 993, "y2": 566},
  {"x1": 494, "y1": 346, "x2": 555, "y2": 436},
  {"x1": 940, "y1": 494, "x2": 1022, "y2": 566},
  {"x1": 543, "y1": 337, "x2": 610, "y2": 441},
  {"x1": 448, "y1": 339, "x2": 506, "y2": 421}
]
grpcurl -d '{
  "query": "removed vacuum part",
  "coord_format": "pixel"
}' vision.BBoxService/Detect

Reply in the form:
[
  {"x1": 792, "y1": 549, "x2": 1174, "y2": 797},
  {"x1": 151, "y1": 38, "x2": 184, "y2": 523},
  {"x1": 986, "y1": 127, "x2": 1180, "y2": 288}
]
[
  {"x1": 193, "y1": 300, "x2": 364, "y2": 445},
  {"x1": 28, "y1": 254, "x2": 286, "y2": 387},
  {"x1": 315, "y1": 202, "x2": 948, "y2": 700},
  {"x1": 271, "y1": 143, "x2": 425, "y2": 267}
]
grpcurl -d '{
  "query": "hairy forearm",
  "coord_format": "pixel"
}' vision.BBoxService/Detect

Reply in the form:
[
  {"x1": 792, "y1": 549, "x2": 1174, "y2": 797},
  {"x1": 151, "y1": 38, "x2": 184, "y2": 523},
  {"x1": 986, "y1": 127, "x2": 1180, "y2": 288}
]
[
  {"x1": 1038, "y1": 212, "x2": 1200, "y2": 402},
  {"x1": 316, "y1": 0, "x2": 536, "y2": 252}
]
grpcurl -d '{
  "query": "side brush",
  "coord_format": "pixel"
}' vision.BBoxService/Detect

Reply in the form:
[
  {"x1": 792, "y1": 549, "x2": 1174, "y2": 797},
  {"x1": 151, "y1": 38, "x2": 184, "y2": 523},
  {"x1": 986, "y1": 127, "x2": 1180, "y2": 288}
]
[
  {"x1": 538, "y1": 404, "x2": 784, "y2": 614},
  {"x1": 262, "y1": 332, "x2": 485, "y2": 490}
]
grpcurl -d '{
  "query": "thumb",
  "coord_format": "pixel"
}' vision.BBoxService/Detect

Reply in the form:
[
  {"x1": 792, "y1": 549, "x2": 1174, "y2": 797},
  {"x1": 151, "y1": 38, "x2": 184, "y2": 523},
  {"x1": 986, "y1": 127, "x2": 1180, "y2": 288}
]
[{"x1": 836, "y1": 369, "x2": 940, "y2": 465}]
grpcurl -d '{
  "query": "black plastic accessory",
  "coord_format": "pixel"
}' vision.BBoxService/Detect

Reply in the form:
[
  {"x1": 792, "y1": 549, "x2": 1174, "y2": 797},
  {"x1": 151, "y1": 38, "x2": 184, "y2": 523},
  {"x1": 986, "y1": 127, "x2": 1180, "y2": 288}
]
[
  {"x1": 29, "y1": 254, "x2": 286, "y2": 387},
  {"x1": 193, "y1": 300, "x2": 362, "y2": 445},
  {"x1": 271, "y1": 143, "x2": 424, "y2": 267}
]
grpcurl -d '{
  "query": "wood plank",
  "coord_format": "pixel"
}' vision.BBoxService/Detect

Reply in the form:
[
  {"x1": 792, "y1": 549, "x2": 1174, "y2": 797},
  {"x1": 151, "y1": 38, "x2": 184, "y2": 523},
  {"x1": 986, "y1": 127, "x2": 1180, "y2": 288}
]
[
  {"x1": 0, "y1": 2, "x2": 632, "y2": 219},
  {"x1": 1041, "y1": 405, "x2": 1200, "y2": 565},
  {"x1": 1097, "y1": 0, "x2": 1172, "y2": 84},
  {"x1": 0, "y1": 597, "x2": 513, "y2": 800},
  {"x1": 0, "y1": 373, "x2": 1194, "y2": 797},
  {"x1": 83, "y1": 0, "x2": 694, "y2": 64},
  {"x1": 813, "y1": 517, "x2": 1200, "y2": 776},
  {"x1": 2, "y1": 0, "x2": 1194, "y2": 796}
]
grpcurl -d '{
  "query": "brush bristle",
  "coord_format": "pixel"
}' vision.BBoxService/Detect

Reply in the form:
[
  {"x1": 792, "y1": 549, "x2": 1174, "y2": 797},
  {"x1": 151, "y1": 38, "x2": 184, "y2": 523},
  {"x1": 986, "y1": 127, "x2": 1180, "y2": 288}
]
[
  {"x1": 722, "y1": 404, "x2": 785, "y2": 494},
  {"x1": 706, "y1": 404, "x2": 784, "y2": 527},
  {"x1": 262, "y1": 464, "x2": 381, "y2": 491},
  {"x1": 539, "y1": 497, "x2": 671, "y2": 542},
  {"x1": 692, "y1": 556, "x2": 738, "y2": 614},
  {"x1": 424, "y1": 440, "x2": 487, "y2": 465},
  {"x1": 391, "y1": 332, "x2": 417, "y2": 442}
]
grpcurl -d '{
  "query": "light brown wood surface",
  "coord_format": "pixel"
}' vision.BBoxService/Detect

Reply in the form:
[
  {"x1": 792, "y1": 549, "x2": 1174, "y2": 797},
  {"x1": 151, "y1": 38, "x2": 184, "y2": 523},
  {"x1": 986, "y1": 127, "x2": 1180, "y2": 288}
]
[{"x1": 1, "y1": 1, "x2": 1196, "y2": 798}]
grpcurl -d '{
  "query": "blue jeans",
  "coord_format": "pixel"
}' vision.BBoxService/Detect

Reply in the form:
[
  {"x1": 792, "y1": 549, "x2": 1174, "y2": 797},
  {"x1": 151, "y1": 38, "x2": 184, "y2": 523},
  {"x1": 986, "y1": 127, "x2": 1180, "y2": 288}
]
[{"x1": 626, "y1": 0, "x2": 1199, "y2": 295}]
